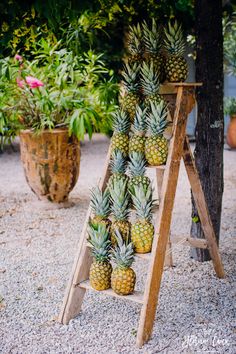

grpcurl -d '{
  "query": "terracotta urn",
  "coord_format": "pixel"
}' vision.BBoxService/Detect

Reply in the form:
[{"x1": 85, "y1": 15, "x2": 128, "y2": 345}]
[
  {"x1": 19, "y1": 129, "x2": 80, "y2": 203},
  {"x1": 226, "y1": 115, "x2": 236, "y2": 149}
]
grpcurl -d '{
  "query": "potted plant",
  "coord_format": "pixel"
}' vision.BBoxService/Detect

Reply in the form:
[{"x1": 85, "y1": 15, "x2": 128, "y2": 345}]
[
  {"x1": 224, "y1": 97, "x2": 236, "y2": 149},
  {"x1": 1, "y1": 49, "x2": 118, "y2": 204}
]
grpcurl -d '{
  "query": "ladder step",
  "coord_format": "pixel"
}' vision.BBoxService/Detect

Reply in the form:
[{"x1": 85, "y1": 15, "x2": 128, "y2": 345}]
[
  {"x1": 78, "y1": 280, "x2": 144, "y2": 304},
  {"x1": 146, "y1": 165, "x2": 166, "y2": 170}
]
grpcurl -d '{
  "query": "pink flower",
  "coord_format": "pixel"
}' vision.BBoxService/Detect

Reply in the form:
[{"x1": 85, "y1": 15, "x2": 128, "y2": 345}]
[
  {"x1": 25, "y1": 76, "x2": 44, "y2": 89},
  {"x1": 15, "y1": 54, "x2": 23, "y2": 62},
  {"x1": 16, "y1": 77, "x2": 24, "y2": 88}
]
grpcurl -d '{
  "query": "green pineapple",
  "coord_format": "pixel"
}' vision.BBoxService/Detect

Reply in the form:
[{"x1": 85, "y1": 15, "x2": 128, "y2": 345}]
[
  {"x1": 129, "y1": 105, "x2": 147, "y2": 155},
  {"x1": 121, "y1": 63, "x2": 141, "y2": 122},
  {"x1": 130, "y1": 184, "x2": 155, "y2": 253},
  {"x1": 109, "y1": 178, "x2": 130, "y2": 246},
  {"x1": 140, "y1": 61, "x2": 162, "y2": 108},
  {"x1": 128, "y1": 152, "x2": 151, "y2": 191},
  {"x1": 111, "y1": 109, "x2": 130, "y2": 156},
  {"x1": 111, "y1": 230, "x2": 136, "y2": 295},
  {"x1": 108, "y1": 149, "x2": 129, "y2": 189},
  {"x1": 164, "y1": 21, "x2": 188, "y2": 82},
  {"x1": 127, "y1": 23, "x2": 143, "y2": 64},
  {"x1": 90, "y1": 186, "x2": 111, "y2": 229},
  {"x1": 145, "y1": 100, "x2": 169, "y2": 166},
  {"x1": 143, "y1": 19, "x2": 165, "y2": 83},
  {"x1": 88, "y1": 224, "x2": 112, "y2": 291}
]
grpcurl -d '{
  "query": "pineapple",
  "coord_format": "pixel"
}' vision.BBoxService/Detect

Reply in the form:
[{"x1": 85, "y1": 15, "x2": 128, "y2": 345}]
[
  {"x1": 129, "y1": 105, "x2": 147, "y2": 155},
  {"x1": 121, "y1": 63, "x2": 141, "y2": 122},
  {"x1": 127, "y1": 23, "x2": 143, "y2": 64},
  {"x1": 111, "y1": 230, "x2": 136, "y2": 295},
  {"x1": 128, "y1": 152, "x2": 151, "y2": 191},
  {"x1": 130, "y1": 184, "x2": 155, "y2": 253},
  {"x1": 90, "y1": 186, "x2": 111, "y2": 229},
  {"x1": 109, "y1": 178, "x2": 130, "y2": 246},
  {"x1": 111, "y1": 109, "x2": 130, "y2": 156},
  {"x1": 140, "y1": 61, "x2": 162, "y2": 108},
  {"x1": 143, "y1": 19, "x2": 166, "y2": 83},
  {"x1": 108, "y1": 149, "x2": 129, "y2": 189},
  {"x1": 145, "y1": 100, "x2": 169, "y2": 166},
  {"x1": 88, "y1": 224, "x2": 112, "y2": 291},
  {"x1": 164, "y1": 21, "x2": 188, "y2": 82}
]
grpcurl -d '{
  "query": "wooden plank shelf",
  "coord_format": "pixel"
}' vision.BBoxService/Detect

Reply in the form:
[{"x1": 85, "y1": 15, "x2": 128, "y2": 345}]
[
  {"x1": 78, "y1": 280, "x2": 144, "y2": 304},
  {"x1": 146, "y1": 165, "x2": 166, "y2": 170}
]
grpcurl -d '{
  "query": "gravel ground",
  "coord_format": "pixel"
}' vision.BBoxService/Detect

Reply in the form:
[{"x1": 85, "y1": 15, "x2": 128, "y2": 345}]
[{"x1": 0, "y1": 134, "x2": 235, "y2": 354}]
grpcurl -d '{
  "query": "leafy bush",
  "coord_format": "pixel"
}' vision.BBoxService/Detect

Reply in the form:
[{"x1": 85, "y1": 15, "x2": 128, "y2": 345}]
[{"x1": 0, "y1": 42, "x2": 118, "y2": 149}]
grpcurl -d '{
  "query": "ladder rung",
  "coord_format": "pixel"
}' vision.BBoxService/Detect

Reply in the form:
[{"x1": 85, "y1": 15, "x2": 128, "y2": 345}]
[
  {"x1": 170, "y1": 235, "x2": 208, "y2": 249},
  {"x1": 78, "y1": 280, "x2": 144, "y2": 304},
  {"x1": 146, "y1": 165, "x2": 166, "y2": 170}
]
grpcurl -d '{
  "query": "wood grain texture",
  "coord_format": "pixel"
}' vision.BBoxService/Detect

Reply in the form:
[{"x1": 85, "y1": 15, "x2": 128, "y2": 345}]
[
  {"x1": 58, "y1": 148, "x2": 112, "y2": 324},
  {"x1": 136, "y1": 86, "x2": 196, "y2": 348},
  {"x1": 19, "y1": 129, "x2": 80, "y2": 203},
  {"x1": 183, "y1": 137, "x2": 225, "y2": 278}
]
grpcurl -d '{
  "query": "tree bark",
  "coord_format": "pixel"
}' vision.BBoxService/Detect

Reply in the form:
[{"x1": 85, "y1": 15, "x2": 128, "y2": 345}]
[{"x1": 191, "y1": 0, "x2": 224, "y2": 261}]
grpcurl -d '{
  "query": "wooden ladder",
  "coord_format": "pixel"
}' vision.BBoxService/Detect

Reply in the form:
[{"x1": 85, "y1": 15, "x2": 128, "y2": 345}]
[{"x1": 58, "y1": 83, "x2": 225, "y2": 348}]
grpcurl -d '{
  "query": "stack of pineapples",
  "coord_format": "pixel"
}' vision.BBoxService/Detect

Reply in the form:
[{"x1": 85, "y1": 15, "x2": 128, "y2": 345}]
[{"x1": 87, "y1": 19, "x2": 188, "y2": 296}]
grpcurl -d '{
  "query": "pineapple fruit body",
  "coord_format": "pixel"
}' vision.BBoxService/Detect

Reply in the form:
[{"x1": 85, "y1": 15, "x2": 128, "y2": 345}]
[
  {"x1": 131, "y1": 219, "x2": 154, "y2": 253},
  {"x1": 111, "y1": 267, "x2": 136, "y2": 295},
  {"x1": 108, "y1": 174, "x2": 129, "y2": 190},
  {"x1": 145, "y1": 135, "x2": 168, "y2": 166},
  {"x1": 90, "y1": 261, "x2": 112, "y2": 291},
  {"x1": 90, "y1": 216, "x2": 111, "y2": 230},
  {"x1": 129, "y1": 135, "x2": 146, "y2": 154},
  {"x1": 165, "y1": 55, "x2": 188, "y2": 82},
  {"x1": 148, "y1": 54, "x2": 166, "y2": 83},
  {"x1": 144, "y1": 93, "x2": 163, "y2": 108},
  {"x1": 111, "y1": 133, "x2": 129, "y2": 156},
  {"x1": 111, "y1": 220, "x2": 130, "y2": 246},
  {"x1": 122, "y1": 94, "x2": 140, "y2": 122},
  {"x1": 129, "y1": 175, "x2": 151, "y2": 191}
]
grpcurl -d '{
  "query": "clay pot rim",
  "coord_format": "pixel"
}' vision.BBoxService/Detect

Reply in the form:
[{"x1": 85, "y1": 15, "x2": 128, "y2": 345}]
[
  {"x1": 230, "y1": 114, "x2": 236, "y2": 119},
  {"x1": 20, "y1": 128, "x2": 69, "y2": 135}
]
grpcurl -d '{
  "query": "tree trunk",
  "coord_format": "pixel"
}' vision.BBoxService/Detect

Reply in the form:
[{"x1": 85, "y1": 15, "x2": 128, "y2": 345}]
[{"x1": 191, "y1": 0, "x2": 224, "y2": 261}]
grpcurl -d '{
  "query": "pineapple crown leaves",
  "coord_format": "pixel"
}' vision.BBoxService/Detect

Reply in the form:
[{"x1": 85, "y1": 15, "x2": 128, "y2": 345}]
[
  {"x1": 127, "y1": 23, "x2": 143, "y2": 55},
  {"x1": 130, "y1": 184, "x2": 156, "y2": 221},
  {"x1": 112, "y1": 109, "x2": 130, "y2": 134},
  {"x1": 90, "y1": 186, "x2": 110, "y2": 218},
  {"x1": 147, "y1": 100, "x2": 170, "y2": 136},
  {"x1": 132, "y1": 105, "x2": 147, "y2": 134},
  {"x1": 111, "y1": 229, "x2": 134, "y2": 269},
  {"x1": 140, "y1": 61, "x2": 160, "y2": 96},
  {"x1": 164, "y1": 21, "x2": 185, "y2": 56},
  {"x1": 87, "y1": 223, "x2": 111, "y2": 262},
  {"x1": 109, "y1": 178, "x2": 130, "y2": 220},
  {"x1": 122, "y1": 62, "x2": 140, "y2": 93},
  {"x1": 128, "y1": 152, "x2": 146, "y2": 177},
  {"x1": 110, "y1": 149, "x2": 127, "y2": 175},
  {"x1": 143, "y1": 19, "x2": 162, "y2": 54}
]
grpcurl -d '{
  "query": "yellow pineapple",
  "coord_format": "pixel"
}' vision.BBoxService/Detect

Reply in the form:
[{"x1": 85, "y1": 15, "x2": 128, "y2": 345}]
[
  {"x1": 145, "y1": 100, "x2": 169, "y2": 166},
  {"x1": 108, "y1": 149, "x2": 129, "y2": 190},
  {"x1": 111, "y1": 230, "x2": 136, "y2": 295},
  {"x1": 140, "y1": 61, "x2": 162, "y2": 108},
  {"x1": 143, "y1": 19, "x2": 166, "y2": 83},
  {"x1": 164, "y1": 21, "x2": 188, "y2": 82},
  {"x1": 121, "y1": 63, "x2": 141, "y2": 122},
  {"x1": 129, "y1": 105, "x2": 147, "y2": 155},
  {"x1": 90, "y1": 186, "x2": 111, "y2": 229},
  {"x1": 111, "y1": 109, "x2": 130, "y2": 156},
  {"x1": 109, "y1": 178, "x2": 130, "y2": 246},
  {"x1": 88, "y1": 224, "x2": 112, "y2": 291},
  {"x1": 130, "y1": 184, "x2": 155, "y2": 253},
  {"x1": 128, "y1": 152, "x2": 151, "y2": 191},
  {"x1": 127, "y1": 23, "x2": 143, "y2": 64}
]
